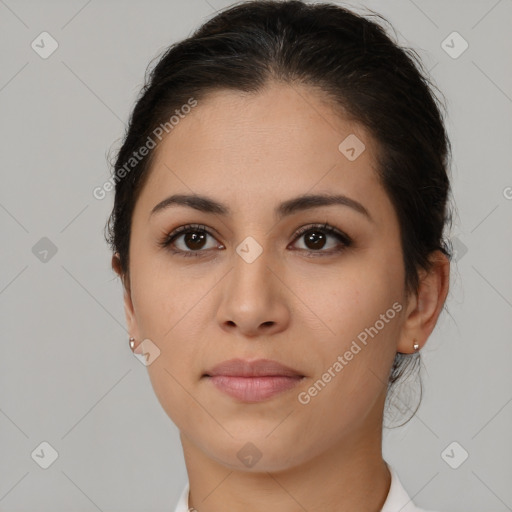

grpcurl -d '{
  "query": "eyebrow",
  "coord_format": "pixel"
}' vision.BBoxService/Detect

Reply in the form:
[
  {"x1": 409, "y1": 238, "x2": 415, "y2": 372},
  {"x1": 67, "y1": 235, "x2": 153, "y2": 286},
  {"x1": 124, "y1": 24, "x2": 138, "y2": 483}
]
[{"x1": 150, "y1": 192, "x2": 373, "y2": 222}]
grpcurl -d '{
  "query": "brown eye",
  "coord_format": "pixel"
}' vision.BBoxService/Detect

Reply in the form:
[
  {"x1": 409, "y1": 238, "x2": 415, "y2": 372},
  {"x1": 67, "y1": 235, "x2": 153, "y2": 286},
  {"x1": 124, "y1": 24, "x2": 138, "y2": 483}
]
[
  {"x1": 181, "y1": 231, "x2": 208, "y2": 250},
  {"x1": 159, "y1": 224, "x2": 222, "y2": 257},
  {"x1": 291, "y1": 223, "x2": 352, "y2": 255},
  {"x1": 302, "y1": 229, "x2": 328, "y2": 250}
]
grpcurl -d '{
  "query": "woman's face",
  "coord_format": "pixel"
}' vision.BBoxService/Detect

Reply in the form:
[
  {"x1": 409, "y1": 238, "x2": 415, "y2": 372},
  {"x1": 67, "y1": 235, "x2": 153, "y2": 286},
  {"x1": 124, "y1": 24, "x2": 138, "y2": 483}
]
[{"x1": 121, "y1": 82, "x2": 415, "y2": 471}]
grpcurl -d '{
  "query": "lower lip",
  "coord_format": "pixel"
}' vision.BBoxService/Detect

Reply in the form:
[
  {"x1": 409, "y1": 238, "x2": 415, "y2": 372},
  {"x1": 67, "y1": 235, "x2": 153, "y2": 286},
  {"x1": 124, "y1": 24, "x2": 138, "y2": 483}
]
[{"x1": 206, "y1": 375, "x2": 303, "y2": 402}]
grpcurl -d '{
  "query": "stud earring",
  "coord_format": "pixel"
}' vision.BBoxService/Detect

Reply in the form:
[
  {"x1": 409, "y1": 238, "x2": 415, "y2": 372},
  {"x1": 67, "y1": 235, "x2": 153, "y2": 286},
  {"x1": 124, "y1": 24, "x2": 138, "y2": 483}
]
[
  {"x1": 129, "y1": 337, "x2": 135, "y2": 351},
  {"x1": 413, "y1": 339, "x2": 420, "y2": 352}
]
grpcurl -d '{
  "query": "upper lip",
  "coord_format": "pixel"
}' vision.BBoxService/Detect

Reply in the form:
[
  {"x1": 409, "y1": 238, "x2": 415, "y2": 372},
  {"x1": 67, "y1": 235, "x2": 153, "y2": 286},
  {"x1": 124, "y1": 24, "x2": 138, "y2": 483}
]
[{"x1": 204, "y1": 358, "x2": 304, "y2": 378}]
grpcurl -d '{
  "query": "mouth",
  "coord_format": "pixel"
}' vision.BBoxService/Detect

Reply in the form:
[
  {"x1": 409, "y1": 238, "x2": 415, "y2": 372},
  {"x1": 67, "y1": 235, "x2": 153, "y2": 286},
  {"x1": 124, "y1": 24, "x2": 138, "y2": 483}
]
[{"x1": 202, "y1": 358, "x2": 305, "y2": 403}]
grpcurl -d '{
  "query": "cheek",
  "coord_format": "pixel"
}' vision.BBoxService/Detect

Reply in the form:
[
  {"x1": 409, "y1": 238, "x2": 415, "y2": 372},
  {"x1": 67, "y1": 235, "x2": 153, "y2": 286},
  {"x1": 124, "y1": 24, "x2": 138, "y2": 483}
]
[
  {"x1": 129, "y1": 243, "x2": 204, "y2": 336},
  {"x1": 299, "y1": 252, "x2": 404, "y2": 402},
  {"x1": 296, "y1": 293, "x2": 402, "y2": 448},
  {"x1": 131, "y1": 265, "x2": 208, "y2": 431},
  {"x1": 128, "y1": 244, "x2": 214, "y2": 368},
  {"x1": 297, "y1": 255, "x2": 403, "y2": 340}
]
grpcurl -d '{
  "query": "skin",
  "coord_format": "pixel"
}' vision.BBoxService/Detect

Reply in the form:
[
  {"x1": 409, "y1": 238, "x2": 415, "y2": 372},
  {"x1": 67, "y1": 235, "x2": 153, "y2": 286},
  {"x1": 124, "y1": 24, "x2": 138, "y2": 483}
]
[{"x1": 112, "y1": 82, "x2": 450, "y2": 512}]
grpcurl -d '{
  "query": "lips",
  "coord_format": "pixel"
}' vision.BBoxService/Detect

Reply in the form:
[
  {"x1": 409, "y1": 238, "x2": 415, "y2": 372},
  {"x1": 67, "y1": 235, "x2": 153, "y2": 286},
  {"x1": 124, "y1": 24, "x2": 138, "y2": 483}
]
[
  {"x1": 204, "y1": 358, "x2": 304, "y2": 378},
  {"x1": 203, "y1": 358, "x2": 305, "y2": 402}
]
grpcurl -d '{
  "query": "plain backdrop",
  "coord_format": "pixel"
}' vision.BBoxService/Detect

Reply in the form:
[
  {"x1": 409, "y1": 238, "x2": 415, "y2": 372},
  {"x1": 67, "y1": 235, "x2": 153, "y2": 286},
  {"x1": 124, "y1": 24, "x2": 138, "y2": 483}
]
[{"x1": 1, "y1": 0, "x2": 511, "y2": 511}]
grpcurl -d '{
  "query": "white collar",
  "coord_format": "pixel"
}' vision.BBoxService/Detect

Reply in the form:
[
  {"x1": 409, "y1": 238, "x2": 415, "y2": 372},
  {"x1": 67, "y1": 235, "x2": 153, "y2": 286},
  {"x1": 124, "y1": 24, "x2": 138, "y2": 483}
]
[{"x1": 172, "y1": 464, "x2": 439, "y2": 512}]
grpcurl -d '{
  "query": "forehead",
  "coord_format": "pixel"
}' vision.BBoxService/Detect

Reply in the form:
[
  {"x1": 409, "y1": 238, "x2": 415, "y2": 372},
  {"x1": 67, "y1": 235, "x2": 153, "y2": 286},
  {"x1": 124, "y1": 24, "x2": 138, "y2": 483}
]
[{"x1": 135, "y1": 82, "x2": 391, "y2": 225}]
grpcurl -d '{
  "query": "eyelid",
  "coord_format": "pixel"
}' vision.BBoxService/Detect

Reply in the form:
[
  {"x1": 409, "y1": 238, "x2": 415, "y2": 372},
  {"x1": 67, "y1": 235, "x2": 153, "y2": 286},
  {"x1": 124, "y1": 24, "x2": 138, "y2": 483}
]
[
  {"x1": 159, "y1": 221, "x2": 352, "y2": 256},
  {"x1": 158, "y1": 223, "x2": 223, "y2": 252},
  {"x1": 291, "y1": 222, "x2": 351, "y2": 245}
]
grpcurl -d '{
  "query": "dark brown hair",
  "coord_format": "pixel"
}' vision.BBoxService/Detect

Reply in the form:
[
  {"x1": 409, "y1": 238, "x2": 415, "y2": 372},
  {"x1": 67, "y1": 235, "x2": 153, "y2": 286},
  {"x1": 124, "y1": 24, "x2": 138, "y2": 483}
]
[{"x1": 106, "y1": 0, "x2": 453, "y2": 423}]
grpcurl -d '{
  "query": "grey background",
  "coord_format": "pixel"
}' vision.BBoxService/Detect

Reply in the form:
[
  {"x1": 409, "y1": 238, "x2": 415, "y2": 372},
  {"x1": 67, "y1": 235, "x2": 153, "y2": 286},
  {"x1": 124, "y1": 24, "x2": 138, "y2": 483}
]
[{"x1": 1, "y1": 0, "x2": 511, "y2": 511}]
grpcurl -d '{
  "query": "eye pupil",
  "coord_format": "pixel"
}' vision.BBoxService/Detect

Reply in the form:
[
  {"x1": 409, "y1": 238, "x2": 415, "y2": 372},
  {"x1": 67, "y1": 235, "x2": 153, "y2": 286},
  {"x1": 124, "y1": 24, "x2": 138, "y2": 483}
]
[
  {"x1": 185, "y1": 232, "x2": 207, "y2": 250},
  {"x1": 304, "y1": 230, "x2": 326, "y2": 250}
]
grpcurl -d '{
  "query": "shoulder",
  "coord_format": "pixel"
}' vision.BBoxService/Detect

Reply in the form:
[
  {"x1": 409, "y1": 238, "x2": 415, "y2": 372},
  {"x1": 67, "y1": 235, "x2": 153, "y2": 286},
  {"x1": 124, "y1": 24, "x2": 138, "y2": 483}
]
[
  {"x1": 173, "y1": 481, "x2": 190, "y2": 512},
  {"x1": 174, "y1": 465, "x2": 446, "y2": 512},
  {"x1": 382, "y1": 464, "x2": 443, "y2": 512}
]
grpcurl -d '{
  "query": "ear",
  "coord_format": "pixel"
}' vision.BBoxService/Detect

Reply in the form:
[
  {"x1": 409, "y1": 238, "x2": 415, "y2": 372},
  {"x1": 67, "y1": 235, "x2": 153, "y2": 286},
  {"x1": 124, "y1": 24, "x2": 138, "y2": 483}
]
[
  {"x1": 397, "y1": 250, "x2": 450, "y2": 354},
  {"x1": 112, "y1": 253, "x2": 140, "y2": 340}
]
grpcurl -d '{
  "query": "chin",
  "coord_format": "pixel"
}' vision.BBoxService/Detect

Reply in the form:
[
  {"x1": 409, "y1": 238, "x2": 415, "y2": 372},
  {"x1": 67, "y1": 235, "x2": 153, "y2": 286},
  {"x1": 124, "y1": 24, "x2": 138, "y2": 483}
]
[{"x1": 202, "y1": 434, "x2": 310, "y2": 473}]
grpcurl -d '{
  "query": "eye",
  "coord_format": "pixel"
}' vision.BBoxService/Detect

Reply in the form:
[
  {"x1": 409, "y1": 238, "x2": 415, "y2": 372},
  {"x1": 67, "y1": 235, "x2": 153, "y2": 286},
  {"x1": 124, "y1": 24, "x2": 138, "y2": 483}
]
[
  {"x1": 290, "y1": 222, "x2": 352, "y2": 255},
  {"x1": 159, "y1": 222, "x2": 352, "y2": 258},
  {"x1": 158, "y1": 224, "x2": 223, "y2": 257}
]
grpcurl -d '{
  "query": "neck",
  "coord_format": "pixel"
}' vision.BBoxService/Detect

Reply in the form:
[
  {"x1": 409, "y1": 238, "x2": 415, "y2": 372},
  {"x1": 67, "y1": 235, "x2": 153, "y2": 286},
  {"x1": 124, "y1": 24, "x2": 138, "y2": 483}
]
[{"x1": 180, "y1": 416, "x2": 391, "y2": 512}]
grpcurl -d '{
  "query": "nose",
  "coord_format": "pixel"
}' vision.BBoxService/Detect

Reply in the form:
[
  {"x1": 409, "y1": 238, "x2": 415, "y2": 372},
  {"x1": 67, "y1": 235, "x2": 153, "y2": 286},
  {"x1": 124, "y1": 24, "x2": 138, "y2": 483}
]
[{"x1": 216, "y1": 245, "x2": 291, "y2": 338}]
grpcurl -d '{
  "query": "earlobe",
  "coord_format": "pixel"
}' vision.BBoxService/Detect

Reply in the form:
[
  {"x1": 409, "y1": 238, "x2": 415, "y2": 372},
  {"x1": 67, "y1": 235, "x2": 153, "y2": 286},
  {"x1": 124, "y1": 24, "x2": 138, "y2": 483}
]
[{"x1": 397, "y1": 250, "x2": 450, "y2": 354}]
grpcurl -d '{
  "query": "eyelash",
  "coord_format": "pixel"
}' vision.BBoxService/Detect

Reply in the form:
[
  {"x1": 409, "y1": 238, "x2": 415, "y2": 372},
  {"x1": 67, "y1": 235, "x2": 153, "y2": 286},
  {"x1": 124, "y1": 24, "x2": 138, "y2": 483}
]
[{"x1": 158, "y1": 222, "x2": 353, "y2": 258}]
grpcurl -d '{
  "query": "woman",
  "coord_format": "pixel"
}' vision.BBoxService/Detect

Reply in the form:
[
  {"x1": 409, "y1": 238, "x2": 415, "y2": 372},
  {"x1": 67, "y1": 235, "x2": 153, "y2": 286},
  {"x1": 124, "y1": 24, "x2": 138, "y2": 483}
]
[{"x1": 106, "y1": 1, "x2": 452, "y2": 511}]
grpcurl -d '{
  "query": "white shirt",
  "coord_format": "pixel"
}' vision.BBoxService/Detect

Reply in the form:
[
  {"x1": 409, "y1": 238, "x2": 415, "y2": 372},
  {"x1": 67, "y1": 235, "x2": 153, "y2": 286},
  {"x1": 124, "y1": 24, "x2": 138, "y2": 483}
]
[{"x1": 172, "y1": 464, "x2": 440, "y2": 512}]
